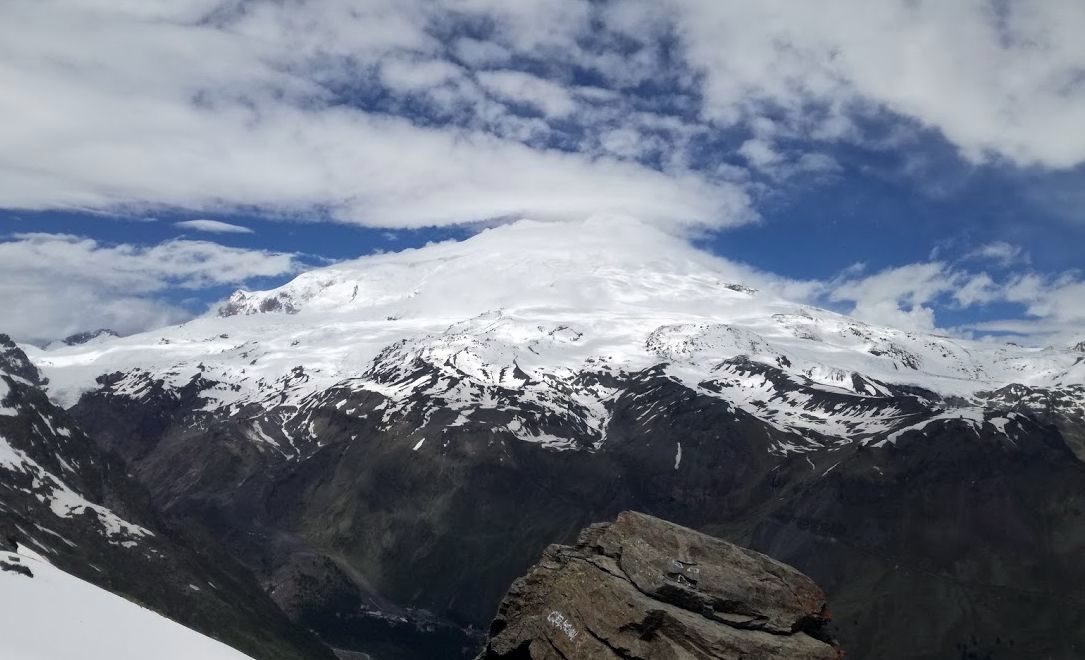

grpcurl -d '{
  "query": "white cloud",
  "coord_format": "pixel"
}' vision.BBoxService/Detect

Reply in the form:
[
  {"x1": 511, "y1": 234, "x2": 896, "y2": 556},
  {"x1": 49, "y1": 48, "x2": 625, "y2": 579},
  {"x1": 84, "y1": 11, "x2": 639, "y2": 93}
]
[
  {"x1": 0, "y1": 0, "x2": 753, "y2": 232},
  {"x1": 1, "y1": 0, "x2": 1083, "y2": 233},
  {"x1": 174, "y1": 219, "x2": 254, "y2": 234},
  {"x1": 988, "y1": 272, "x2": 1085, "y2": 344},
  {"x1": 452, "y1": 37, "x2": 511, "y2": 67},
  {"x1": 476, "y1": 70, "x2": 578, "y2": 118},
  {"x1": 963, "y1": 241, "x2": 1030, "y2": 266},
  {"x1": 828, "y1": 262, "x2": 956, "y2": 332},
  {"x1": 738, "y1": 139, "x2": 783, "y2": 170},
  {"x1": 1, "y1": 0, "x2": 1083, "y2": 347},
  {"x1": 824, "y1": 258, "x2": 1085, "y2": 345},
  {"x1": 379, "y1": 58, "x2": 464, "y2": 92},
  {"x1": 0, "y1": 233, "x2": 303, "y2": 344},
  {"x1": 672, "y1": 1, "x2": 1085, "y2": 168}
]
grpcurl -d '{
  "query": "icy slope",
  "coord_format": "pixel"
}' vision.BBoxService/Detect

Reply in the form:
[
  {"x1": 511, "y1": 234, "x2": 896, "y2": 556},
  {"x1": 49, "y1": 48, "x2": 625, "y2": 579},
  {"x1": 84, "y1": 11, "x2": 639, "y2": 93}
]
[
  {"x1": 27, "y1": 217, "x2": 1085, "y2": 453},
  {"x1": 0, "y1": 547, "x2": 253, "y2": 660}
]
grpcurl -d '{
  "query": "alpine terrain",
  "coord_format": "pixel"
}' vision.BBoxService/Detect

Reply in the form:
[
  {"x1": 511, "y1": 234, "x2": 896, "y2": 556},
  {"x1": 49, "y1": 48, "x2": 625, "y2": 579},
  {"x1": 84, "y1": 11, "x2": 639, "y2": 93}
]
[
  {"x1": 0, "y1": 334, "x2": 334, "y2": 659},
  {"x1": 14, "y1": 217, "x2": 1085, "y2": 659}
]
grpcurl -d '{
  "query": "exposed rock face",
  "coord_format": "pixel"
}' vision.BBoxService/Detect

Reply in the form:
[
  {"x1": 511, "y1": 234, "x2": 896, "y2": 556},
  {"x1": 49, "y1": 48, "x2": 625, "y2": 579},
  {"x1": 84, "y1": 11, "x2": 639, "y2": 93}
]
[
  {"x1": 61, "y1": 328, "x2": 118, "y2": 346},
  {"x1": 478, "y1": 511, "x2": 840, "y2": 660}
]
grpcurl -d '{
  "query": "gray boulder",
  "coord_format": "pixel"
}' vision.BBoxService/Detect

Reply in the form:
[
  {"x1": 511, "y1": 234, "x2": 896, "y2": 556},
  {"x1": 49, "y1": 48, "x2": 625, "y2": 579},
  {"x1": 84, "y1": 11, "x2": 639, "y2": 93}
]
[{"x1": 477, "y1": 511, "x2": 840, "y2": 659}]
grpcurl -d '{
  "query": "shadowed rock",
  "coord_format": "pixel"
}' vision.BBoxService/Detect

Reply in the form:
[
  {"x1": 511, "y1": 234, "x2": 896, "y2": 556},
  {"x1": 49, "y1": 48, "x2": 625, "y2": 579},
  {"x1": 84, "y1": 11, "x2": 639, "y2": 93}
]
[{"x1": 477, "y1": 511, "x2": 841, "y2": 659}]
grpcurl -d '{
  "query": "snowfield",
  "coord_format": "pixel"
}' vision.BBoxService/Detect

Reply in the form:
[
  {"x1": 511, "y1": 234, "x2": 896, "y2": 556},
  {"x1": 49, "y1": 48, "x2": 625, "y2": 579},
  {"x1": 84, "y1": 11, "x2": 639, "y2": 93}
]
[{"x1": 0, "y1": 547, "x2": 253, "y2": 660}]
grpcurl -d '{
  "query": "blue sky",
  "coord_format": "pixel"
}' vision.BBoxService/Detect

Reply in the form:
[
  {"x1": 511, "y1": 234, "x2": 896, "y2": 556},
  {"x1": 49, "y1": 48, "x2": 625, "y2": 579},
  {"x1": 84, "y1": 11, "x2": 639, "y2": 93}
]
[{"x1": 1, "y1": 1, "x2": 1083, "y2": 345}]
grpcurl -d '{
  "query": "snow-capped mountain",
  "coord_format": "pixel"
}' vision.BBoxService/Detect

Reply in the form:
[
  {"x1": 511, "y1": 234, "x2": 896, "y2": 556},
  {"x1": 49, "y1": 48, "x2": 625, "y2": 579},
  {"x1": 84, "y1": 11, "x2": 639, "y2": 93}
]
[
  {"x1": 28, "y1": 217, "x2": 1085, "y2": 455},
  {"x1": 15, "y1": 217, "x2": 1085, "y2": 659}
]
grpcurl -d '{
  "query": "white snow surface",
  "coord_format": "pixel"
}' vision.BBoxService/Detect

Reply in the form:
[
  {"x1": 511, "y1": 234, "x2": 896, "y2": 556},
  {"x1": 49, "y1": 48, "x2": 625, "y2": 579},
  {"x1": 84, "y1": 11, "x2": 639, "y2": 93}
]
[
  {"x1": 0, "y1": 547, "x2": 253, "y2": 660},
  {"x1": 24, "y1": 217, "x2": 1085, "y2": 450}
]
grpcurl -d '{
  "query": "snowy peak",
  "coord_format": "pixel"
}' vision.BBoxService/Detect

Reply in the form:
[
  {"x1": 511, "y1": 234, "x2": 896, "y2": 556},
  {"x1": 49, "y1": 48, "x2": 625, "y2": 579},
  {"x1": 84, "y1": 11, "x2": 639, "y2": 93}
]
[
  {"x1": 213, "y1": 217, "x2": 768, "y2": 320},
  {"x1": 24, "y1": 217, "x2": 1085, "y2": 458}
]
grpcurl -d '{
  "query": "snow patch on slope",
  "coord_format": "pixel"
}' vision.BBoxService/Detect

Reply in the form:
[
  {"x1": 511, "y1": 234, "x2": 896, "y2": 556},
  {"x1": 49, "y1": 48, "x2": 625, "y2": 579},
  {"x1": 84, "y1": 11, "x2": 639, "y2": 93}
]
[{"x1": 0, "y1": 433, "x2": 151, "y2": 546}]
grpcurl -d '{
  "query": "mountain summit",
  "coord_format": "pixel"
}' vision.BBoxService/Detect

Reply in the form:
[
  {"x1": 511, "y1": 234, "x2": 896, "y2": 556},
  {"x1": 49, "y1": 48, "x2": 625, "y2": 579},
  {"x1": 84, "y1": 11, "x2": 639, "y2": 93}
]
[{"x1": 29, "y1": 217, "x2": 1084, "y2": 446}]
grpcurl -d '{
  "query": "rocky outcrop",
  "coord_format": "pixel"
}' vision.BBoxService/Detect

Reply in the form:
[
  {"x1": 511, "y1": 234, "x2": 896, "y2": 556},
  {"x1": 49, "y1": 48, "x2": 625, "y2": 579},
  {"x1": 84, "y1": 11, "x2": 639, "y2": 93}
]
[
  {"x1": 61, "y1": 328, "x2": 118, "y2": 346},
  {"x1": 477, "y1": 511, "x2": 840, "y2": 659}
]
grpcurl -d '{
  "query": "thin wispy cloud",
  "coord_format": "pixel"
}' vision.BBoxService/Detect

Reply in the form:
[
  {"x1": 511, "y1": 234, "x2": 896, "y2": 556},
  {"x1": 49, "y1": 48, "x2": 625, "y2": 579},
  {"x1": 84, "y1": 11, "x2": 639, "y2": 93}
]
[
  {"x1": 175, "y1": 219, "x2": 254, "y2": 235},
  {"x1": 963, "y1": 241, "x2": 1031, "y2": 267}
]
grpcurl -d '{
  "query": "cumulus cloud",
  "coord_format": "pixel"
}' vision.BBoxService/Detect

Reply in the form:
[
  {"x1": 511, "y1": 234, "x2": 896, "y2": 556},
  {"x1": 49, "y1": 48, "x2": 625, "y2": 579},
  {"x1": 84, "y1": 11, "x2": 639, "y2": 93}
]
[
  {"x1": 0, "y1": 234, "x2": 304, "y2": 344},
  {"x1": 174, "y1": 219, "x2": 254, "y2": 234},
  {"x1": 477, "y1": 70, "x2": 578, "y2": 118},
  {"x1": 673, "y1": 1, "x2": 1085, "y2": 168},
  {"x1": 738, "y1": 139, "x2": 783, "y2": 171},
  {"x1": 973, "y1": 273, "x2": 1085, "y2": 345},
  {"x1": 824, "y1": 258, "x2": 1085, "y2": 346},
  {"x1": 0, "y1": 0, "x2": 750, "y2": 231},
  {"x1": 827, "y1": 262, "x2": 958, "y2": 332}
]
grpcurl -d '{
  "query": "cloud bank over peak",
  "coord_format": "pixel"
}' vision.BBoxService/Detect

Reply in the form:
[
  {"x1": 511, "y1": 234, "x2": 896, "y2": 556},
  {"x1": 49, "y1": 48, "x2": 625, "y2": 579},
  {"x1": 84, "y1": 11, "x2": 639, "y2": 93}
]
[
  {"x1": 675, "y1": 1, "x2": 1085, "y2": 168},
  {"x1": 825, "y1": 256, "x2": 1085, "y2": 347}
]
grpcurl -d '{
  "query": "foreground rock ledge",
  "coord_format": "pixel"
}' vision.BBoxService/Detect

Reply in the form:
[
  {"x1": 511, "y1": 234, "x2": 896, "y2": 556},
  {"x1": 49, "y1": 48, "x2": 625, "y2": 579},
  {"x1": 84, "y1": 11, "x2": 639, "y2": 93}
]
[{"x1": 477, "y1": 511, "x2": 841, "y2": 659}]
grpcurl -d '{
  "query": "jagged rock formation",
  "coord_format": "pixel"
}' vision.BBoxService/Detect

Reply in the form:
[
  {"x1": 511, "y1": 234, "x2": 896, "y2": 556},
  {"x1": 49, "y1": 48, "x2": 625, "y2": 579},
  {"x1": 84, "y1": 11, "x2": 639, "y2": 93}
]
[{"x1": 477, "y1": 511, "x2": 839, "y2": 659}]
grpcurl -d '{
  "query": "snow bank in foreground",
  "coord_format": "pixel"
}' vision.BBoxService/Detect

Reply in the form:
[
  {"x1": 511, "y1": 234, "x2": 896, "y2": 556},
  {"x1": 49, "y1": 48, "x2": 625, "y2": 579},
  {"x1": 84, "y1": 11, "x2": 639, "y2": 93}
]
[{"x1": 0, "y1": 548, "x2": 253, "y2": 660}]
